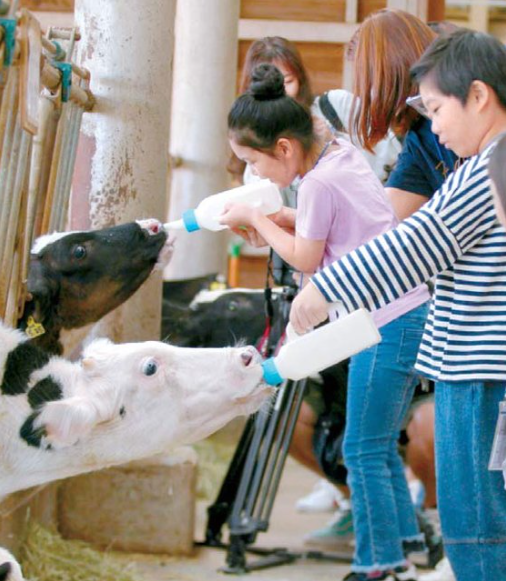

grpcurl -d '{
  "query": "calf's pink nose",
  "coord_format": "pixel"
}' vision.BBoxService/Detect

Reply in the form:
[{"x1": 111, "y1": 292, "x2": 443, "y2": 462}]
[
  {"x1": 140, "y1": 219, "x2": 162, "y2": 235},
  {"x1": 148, "y1": 221, "x2": 160, "y2": 234}
]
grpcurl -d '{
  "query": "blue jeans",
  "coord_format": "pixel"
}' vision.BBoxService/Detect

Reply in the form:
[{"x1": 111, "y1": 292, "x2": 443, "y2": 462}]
[
  {"x1": 344, "y1": 303, "x2": 429, "y2": 572},
  {"x1": 435, "y1": 381, "x2": 506, "y2": 581}
]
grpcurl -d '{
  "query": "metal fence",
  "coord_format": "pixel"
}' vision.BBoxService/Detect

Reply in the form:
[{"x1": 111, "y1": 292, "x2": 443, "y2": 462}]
[{"x1": 0, "y1": 3, "x2": 94, "y2": 325}]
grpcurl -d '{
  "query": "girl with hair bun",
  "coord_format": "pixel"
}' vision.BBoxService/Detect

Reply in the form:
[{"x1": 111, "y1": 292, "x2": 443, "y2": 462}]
[
  {"x1": 228, "y1": 36, "x2": 313, "y2": 183},
  {"x1": 221, "y1": 63, "x2": 431, "y2": 581}
]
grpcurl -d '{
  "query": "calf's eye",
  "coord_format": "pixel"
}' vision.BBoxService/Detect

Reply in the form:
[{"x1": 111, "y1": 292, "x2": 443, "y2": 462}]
[
  {"x1": 73, "y1": 245, "x2": 86, "y2": 260},
  {"x1": 142, "y1": 359, "x2": 158, "y2": 376}
]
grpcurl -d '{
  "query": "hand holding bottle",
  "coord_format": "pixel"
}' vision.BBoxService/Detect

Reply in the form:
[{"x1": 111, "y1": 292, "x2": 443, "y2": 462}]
[
  {"x1": 219, "y1": 203, "x2": 261, "y2": 229},
  {"x1": 164, "y1": 179, "x2": 282, "y2": 233},
  {"x1": 262, "y1": 308, "x2": 381, "y2": 386},
  {"x1": 289, "y1": 280, "x2": 333, "y2": 334}
]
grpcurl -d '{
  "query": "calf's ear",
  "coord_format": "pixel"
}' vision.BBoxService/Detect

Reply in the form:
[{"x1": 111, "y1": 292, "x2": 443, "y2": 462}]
[
  {"x1": 33, "y1": 396, "x2": 101, "y2": 449},
  {"x1": 81, "y1": 338, "x2": 114, "y2": 375},
  {"x1": 81, "y1": 357, "x2": 96, "y2": 372}
]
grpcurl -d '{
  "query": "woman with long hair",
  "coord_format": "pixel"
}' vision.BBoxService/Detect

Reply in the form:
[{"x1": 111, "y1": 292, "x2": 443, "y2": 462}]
[
  {"x1": 239, "y1": 36, "x2": 313, "y2": 106},
  {"x1": 351, "y1": 10, "x2": 459, "y2": 220}
]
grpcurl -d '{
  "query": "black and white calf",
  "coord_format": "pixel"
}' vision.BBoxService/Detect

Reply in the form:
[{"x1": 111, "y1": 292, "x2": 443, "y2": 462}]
[
  {"x1": 0, "y1": 321, "x2": 271, "y2": 497},
  {"x1": 18, "y1": 219, "x2": 173, "y2": 355},
  {"x1": 162, "y1": 286, "x2": 283, "y2": 348},
  {"x1": 0, "y1": 549, "x2": 23, "y2": 581}
]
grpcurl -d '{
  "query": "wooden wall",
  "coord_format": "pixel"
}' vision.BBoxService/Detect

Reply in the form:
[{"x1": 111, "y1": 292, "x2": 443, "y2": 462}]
[
  {"x1": 237, "y1": 40, "x2": 344, "y2": 97},
  {"x1": 237, "y1": 0, "x2": 393, "y2": 96},
  {"x1": 21, "y1": 0, "x2": 73, "y2": 10},
  {"x1": 237, "y1": 0, "x2": 447, "y2": 97},
  {"x1": 241, "y1": 0, "x2": 347, "y2": 22}
]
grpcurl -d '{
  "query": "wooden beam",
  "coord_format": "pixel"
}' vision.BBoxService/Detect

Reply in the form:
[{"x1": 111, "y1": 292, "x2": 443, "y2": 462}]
[
  {"x1": 342, "y1": 51, "x2": 354, "y2": 91},
  {"x1": 345, "y1": 0, "x2": 358, "y2": 24},
  {"x1": 428, "y1": 0, "x2": 445, "y2": 21},
  {"x1": 21, "y1": 0, "x2": 73, "y2": 11},
  {"x1": 387, "y1": 0, "x2": 428, "y2": 21},
  {"x1": 238, "y1": 18, "x2": 358, "y2": 44},
  {"x1": 469, "y1": 2, "x2": 489, "y2": 32}
]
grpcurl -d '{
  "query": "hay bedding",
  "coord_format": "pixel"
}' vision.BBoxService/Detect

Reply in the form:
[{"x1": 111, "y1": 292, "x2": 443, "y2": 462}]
[
  {"x1": 19, "y1": 523, "x2": 195, "y2": 581},
  {"x1": 193, "y1": 439, "x2": 235, "y2": 501},
  {"x1": 19, "y1": 522, "x2": 141, "y2": 581}
]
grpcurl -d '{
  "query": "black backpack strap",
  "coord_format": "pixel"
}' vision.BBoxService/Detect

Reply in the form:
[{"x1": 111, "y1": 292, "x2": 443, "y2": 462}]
[{"x1": 319, "y1": 92, "x2": 346, "y2": 134}]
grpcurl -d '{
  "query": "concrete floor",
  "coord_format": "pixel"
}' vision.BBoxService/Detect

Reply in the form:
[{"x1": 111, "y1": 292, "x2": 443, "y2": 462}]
[
  {"x1": 125, "y1": 458, "x2": 437, "y2": 581},
  {"x1": 127, "y1": 457, "x2": 351, "y2": 581}
]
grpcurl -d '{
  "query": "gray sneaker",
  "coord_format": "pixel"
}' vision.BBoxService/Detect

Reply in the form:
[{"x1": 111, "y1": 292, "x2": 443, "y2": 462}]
[{"x1": 303, "y1": 506, "x2": 354, "y2": 549}]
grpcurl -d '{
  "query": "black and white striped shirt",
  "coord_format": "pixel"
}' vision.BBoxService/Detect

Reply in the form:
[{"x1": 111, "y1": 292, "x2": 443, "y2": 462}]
[{"x1": 312, "y1": 142, "x2": 506, "y2": 382}]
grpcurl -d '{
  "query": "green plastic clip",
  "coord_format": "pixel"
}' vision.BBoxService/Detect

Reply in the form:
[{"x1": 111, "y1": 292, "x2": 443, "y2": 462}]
[
  {"x1": 229, "y1": 240, "x2": 243, "y2": 258},
  {"x1": 51, "y1": 40, "x2": 66, "y2": 62},
  {"x1": 52, "y1": 61, "x2": 72, "y2": 102},
  {"x1": 0, "y1": 18, "x2": 16, "y2": 67}
]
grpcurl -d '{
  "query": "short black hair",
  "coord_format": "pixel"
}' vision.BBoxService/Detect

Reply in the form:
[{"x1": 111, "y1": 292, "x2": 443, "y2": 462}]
[{"x1": 411, "y1": 29, "x2": 506, "y2": 108}]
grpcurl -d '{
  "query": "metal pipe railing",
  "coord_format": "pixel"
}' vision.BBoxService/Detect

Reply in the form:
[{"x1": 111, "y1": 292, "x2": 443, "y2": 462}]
[{"x1": 0, "y1": 11, "x2": 95, "y2": 320}]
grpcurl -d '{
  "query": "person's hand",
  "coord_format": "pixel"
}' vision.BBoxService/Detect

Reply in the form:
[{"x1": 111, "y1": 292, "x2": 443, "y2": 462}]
[
  {"x1": 269, "y1": 206, "x2": 296, "y2": 229},
  {"x1": 289, "y1": 281, "x2": 329, "y2": 334},
  {"x1": 220, "y1": 203, "x2": 260, "y2": 228},
  {"x1": 230, "y1": 226, "x2": 268, "y2": 247}
]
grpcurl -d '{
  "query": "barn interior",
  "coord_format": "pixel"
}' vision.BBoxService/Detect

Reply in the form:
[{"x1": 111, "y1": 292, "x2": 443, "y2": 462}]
[{"x1": 0, "y1": 1, "x2": 504, "y2": 580}]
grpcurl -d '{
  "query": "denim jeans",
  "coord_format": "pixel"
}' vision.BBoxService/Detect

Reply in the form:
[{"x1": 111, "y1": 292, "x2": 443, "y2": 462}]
[
  {"x1": 435, "y1": 381, "x2": 506, "y2": 581},
  {"x1": 343, "y1": 303, "x2": 429, "y2": 573}
]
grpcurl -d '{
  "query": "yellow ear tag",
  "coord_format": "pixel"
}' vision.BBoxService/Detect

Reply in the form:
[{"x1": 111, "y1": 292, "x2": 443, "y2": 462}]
[
  {"x1": 210, "y1": 280, "x2": 227, "y2": 291},
  {"x1": 25, "y1": 316, "x2": 46, "y2": 338}
]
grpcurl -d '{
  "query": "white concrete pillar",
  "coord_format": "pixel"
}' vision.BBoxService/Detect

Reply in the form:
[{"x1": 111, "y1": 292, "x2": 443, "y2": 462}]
[
  {"x1": 72, "y1": 0, "x2": 176, "y2": 342},
  {"x1": 164, "y1": 0, "x2": 240, "y2": 281}
]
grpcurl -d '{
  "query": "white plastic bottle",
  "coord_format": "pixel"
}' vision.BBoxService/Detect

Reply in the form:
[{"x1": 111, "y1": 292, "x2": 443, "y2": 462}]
[
  {"x1": 262, "y1": 309, "x2": 381, "y2": 386},
  {"x1": 164, "y1": 179, "x2": 283, "y2": 233}
]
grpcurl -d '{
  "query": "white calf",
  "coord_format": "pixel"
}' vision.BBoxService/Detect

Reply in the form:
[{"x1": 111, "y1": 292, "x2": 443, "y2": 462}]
[{"x1": 0, "y1": 322, "x2": 271, "y2": 496}]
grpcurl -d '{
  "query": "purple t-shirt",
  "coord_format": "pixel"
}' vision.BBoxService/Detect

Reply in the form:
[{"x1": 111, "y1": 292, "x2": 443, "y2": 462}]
[{"x1": 296, "y1": 139, "x2": 430, "y2": 327}]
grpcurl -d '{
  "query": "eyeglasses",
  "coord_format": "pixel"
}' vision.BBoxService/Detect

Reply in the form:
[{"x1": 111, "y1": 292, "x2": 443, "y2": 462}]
[{"x1": 406, "y1": 94, "x2": 429, "y2": 119}]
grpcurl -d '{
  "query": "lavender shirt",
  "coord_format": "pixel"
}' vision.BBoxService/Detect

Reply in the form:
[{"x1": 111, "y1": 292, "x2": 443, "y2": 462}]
[{"x1": 296, "y1": 139, "x2": 430, "y2": 327}]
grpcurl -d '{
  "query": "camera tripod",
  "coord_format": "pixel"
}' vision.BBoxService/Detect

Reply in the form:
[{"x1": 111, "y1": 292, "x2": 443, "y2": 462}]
[{"x1": 199, "y1": 285, "x2": 354, "y2": 574}]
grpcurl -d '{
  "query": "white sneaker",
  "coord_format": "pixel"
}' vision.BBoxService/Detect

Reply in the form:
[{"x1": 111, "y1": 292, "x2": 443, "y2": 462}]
[
  {"x1": 408, "y1": 479, "x2": 425, "y2": 509},
  {"x1": 394, "y1": 562, "x2": 418, "y2": 581},
  {"x1": 419, "y1": 558, "x2": 456, "y2": 581},
  {"x1": 295, "y1": 479, "x2": 344, "y2": 513}
]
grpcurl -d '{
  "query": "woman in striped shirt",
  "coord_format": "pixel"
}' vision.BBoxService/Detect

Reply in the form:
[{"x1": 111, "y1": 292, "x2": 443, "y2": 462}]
[{"x1": 290, "y1": 30, "x2": 506, "y2": 581}]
